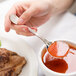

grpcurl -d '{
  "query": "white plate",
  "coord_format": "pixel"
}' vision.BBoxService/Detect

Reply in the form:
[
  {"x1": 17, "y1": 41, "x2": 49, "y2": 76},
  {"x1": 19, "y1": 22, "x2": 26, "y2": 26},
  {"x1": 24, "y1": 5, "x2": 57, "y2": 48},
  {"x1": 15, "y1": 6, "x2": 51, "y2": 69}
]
[{"x1": 0, "y1": 32, "x2": 38, "y2": 76}]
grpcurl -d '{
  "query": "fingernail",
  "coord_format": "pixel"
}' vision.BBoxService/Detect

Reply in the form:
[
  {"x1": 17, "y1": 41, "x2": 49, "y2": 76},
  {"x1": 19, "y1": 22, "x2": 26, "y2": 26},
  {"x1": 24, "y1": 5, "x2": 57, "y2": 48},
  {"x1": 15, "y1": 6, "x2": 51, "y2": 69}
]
[
  {"x1": 18, "y1": 18, "x2": 24, "y2": 24},
  {"x1": 22, "y1": 28, "x2": 26, "y2": 32},
  {"x1": 31, "y1": 27, "x2": 37, "y2": 32}
]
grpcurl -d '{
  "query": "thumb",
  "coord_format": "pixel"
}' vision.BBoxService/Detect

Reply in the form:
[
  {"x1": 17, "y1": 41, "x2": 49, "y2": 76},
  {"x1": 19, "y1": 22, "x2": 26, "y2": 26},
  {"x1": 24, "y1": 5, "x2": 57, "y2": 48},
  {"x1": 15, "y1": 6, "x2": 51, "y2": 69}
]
[{"x1": 18, "y1": 7, "x2": 36, "y2": 25}]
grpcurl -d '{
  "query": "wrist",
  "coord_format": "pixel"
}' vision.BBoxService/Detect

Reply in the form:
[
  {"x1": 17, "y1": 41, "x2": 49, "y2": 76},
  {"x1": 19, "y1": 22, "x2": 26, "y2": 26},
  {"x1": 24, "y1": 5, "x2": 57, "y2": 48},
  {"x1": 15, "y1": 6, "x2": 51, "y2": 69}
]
[
  {"x1": 41, "y1": 0, "x2": 52, "y2": 15},
  {"x1": 41, "y1": 0, "x2": 56, "y2": 16},
  {"x1": 47, "y1": 0, "x2": 74, "y2": 16},
  {"x1": 44, "y1": 0, "x2": 59, "y2": 16}
]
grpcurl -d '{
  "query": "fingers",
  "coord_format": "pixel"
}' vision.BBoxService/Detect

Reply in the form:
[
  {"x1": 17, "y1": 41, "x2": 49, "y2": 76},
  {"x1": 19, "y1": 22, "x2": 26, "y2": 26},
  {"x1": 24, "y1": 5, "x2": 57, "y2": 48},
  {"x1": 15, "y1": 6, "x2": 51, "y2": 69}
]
[
  {"x1": 11, "y1": 25, "x2": 37, "y2": 36},
  {"x1": 4, "y1": 2, "x2": 28, "y2": 32},
  {"x1": 5, "y1": 1, "x2": 39, "y2": 36},
  {"x1": 5, "y1": 6, "x2": 16, "y2": 32},
  {"x1": 5, "y1": 1, "x2": 31, "y2": 32},
  {"x1": 18, "y1": 6, "x2": 38, "y2": 25}
]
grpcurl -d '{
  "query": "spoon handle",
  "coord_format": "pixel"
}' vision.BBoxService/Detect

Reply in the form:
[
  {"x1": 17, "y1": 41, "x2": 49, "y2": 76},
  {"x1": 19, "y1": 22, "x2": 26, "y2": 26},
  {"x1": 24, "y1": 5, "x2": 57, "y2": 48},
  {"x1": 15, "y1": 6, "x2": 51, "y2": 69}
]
[
  {"x1": 9, "y1": 14, "x2": 51, "y2": 46},
  {"x1": 28, "y1": 27, "x2": 51, "y2": 46}
]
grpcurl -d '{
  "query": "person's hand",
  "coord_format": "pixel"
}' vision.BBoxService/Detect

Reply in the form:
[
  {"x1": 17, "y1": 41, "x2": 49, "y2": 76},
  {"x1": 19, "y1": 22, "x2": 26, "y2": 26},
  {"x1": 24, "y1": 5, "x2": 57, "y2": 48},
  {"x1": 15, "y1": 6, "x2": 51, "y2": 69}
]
[
  {"x1": 5, "y1": 0, "x2": 51, "y2": 36},
  {"x1": 5, "y1": 0, "x2": 73, "y2": 36}
]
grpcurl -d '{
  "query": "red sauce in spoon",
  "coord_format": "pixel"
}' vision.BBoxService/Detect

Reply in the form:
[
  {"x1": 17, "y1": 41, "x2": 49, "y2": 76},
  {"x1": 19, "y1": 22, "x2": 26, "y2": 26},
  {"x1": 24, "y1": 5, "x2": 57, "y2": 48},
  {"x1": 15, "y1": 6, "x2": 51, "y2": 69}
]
[{"x1": 48, "y1": 41, "x2": 69, "y2": 58}]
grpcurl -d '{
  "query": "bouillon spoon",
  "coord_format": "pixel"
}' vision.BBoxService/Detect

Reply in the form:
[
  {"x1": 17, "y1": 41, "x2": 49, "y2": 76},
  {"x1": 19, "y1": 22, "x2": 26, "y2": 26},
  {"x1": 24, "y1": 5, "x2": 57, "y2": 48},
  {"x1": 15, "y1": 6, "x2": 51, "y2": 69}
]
[{"x1": 9, "y1": 14, "x2": 69, "y2": 59}]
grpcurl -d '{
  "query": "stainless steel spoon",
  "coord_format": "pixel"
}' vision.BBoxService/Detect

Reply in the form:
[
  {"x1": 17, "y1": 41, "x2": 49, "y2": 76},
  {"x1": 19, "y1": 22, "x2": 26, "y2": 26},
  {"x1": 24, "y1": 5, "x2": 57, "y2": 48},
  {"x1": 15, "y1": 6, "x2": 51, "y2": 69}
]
[{"x1": 9, "y1": 14, "x2": 69, "y2": 59}]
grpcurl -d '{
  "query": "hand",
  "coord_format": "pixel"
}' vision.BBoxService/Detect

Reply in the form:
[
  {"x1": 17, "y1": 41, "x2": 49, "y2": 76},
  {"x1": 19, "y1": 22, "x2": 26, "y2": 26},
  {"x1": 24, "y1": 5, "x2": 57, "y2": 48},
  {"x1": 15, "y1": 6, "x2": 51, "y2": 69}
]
[{"x1": 5, "y1": 0, "x2": 51, "y2": 36}]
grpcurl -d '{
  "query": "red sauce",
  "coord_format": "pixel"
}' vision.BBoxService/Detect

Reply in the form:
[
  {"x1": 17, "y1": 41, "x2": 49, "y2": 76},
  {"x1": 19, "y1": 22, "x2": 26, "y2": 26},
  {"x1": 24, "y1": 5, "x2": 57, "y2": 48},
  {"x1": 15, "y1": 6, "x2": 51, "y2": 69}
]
[
  {"x1": 42, "y1": 42, "x2": 76, "y2": 73},
  {"x1": 48, "y1": 41, "x2": 69, "y2": 58}
]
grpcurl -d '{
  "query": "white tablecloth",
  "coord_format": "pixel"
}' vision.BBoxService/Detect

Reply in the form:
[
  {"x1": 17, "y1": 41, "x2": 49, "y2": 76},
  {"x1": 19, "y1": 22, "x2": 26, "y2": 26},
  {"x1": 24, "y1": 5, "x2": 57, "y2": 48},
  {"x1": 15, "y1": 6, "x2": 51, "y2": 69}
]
[{"x1": 0, "y1": 0, "x2": 76, "y2": 76}]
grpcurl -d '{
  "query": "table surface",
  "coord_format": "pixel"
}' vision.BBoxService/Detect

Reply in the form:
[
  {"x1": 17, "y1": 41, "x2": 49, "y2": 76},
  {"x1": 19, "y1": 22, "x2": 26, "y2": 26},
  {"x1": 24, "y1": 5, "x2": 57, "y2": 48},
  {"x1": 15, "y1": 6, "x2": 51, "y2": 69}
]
[{"x1": 0, "y1": 0, "x2": 76, "y2": 76}]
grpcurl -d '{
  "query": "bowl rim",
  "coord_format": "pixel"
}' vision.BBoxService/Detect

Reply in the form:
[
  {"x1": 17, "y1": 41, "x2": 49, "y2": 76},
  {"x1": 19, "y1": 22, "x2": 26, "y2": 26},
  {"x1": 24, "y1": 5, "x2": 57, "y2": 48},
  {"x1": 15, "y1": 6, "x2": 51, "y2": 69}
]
[{"x1": 38, "y1": 41, "x2": 76, "y2": 76}]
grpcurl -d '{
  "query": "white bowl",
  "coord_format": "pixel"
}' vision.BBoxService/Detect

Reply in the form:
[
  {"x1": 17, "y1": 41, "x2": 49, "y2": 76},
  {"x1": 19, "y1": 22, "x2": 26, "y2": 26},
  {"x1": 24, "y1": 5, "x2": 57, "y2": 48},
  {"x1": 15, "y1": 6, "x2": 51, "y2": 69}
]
[{"x1": 38, "y1": 41, "x2": 76, "y2": 76}]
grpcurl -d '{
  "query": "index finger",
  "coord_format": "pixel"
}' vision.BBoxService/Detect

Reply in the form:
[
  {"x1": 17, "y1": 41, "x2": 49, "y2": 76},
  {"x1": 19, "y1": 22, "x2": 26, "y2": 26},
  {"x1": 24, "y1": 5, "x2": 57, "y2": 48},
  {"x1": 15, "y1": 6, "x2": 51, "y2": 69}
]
[{"x1": 5, "y1": 6, "x2": 16, "y2": 32}]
